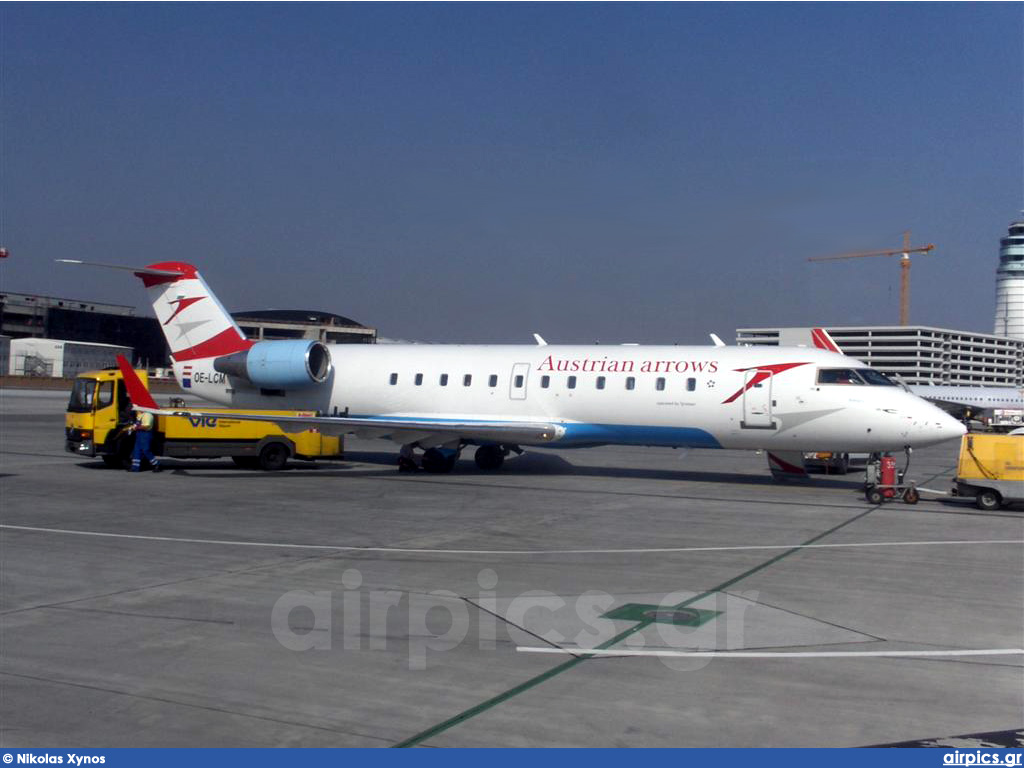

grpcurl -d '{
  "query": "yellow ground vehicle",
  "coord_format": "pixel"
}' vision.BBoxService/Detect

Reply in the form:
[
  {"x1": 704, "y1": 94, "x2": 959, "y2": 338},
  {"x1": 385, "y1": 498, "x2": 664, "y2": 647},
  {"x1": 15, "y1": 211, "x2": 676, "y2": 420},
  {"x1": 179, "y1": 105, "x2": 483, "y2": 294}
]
[
  {"x1": 953, "y1": 433, "x2": 1024, "y2": 510},
  {"x1": 65, "y1": 368, "x2": 343, "y2": 470}
]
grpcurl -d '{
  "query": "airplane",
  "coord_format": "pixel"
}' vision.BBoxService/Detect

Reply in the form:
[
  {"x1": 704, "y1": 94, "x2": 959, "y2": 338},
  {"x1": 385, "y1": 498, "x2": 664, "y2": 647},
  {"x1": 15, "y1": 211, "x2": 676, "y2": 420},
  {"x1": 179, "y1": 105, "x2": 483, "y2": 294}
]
[
  {"x1": 802, "y1": 327, "x2": 1023, "y2": 430},
  {"x1": 60, "y1": 259, "x2": 966, "y2": 473},
  {"x1": 906, "y1": 385, "x2": 1023, "y2": 424}
]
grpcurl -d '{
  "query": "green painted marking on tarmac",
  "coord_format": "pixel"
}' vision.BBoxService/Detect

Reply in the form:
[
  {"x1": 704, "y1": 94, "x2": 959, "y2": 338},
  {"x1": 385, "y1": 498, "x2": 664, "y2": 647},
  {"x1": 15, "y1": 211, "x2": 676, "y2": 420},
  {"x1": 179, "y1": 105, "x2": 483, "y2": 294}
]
[
  {"x1": 601, "y1": 603, "x2": 720, "y2": 627},
  {"x1": 392, "y1": 505, "x2": 879, "y2": 748}
]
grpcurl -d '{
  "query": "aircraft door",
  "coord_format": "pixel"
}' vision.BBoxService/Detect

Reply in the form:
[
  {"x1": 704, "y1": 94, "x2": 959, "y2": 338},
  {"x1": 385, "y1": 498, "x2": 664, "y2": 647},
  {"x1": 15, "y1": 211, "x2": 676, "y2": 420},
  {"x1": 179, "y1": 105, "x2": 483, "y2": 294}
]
[
  {"x1": 509, "y1": 363, "x2": 530, "y2": 401},
  {"x1": 741, "y1": 370, "x2": 775, "y2": 429}
]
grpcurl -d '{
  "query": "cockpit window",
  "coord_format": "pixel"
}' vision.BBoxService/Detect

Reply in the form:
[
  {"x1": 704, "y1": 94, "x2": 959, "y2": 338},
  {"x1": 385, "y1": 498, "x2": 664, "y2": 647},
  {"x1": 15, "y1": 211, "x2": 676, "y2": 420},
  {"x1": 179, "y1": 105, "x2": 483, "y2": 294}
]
[
  {"x1": 855, "y1": 368, "x2": 897, "y2": 386},
  {"x1": 817, "y1": 368, "x2": 862, "y2": 385},
  {"x1": 817, "y1": 368, "x2": 897, "y2": 386},
  {"x1": 67, "y1": 378, "x2": 97, "y2": 412}
]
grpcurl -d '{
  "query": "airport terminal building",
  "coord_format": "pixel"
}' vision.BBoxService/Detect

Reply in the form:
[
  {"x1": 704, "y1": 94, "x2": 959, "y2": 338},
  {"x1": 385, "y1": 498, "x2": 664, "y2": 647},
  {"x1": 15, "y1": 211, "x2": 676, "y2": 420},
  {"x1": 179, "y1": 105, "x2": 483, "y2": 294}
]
[
  {"x1": 1, "y1": 291, "x2": 376, "y2": 373},
  {"x1": 736, "y1": 326, "x2": 1024, "y2": 387}
]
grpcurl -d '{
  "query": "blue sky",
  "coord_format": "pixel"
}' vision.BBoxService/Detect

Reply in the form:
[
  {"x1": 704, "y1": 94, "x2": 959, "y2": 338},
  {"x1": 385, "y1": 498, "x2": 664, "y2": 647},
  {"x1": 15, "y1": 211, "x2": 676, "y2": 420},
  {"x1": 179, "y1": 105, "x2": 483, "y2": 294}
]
[{"x1": 1, "y1": 3, "x2": 1021, "y2": 342}]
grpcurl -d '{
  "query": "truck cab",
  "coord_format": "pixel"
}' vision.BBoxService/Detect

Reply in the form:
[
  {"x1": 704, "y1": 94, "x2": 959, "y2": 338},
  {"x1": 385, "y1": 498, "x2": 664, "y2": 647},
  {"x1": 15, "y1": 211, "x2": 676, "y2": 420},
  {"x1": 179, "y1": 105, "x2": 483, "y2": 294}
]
[{"x1": 66, "y1": 368, "x2": 139, "y2": 466}]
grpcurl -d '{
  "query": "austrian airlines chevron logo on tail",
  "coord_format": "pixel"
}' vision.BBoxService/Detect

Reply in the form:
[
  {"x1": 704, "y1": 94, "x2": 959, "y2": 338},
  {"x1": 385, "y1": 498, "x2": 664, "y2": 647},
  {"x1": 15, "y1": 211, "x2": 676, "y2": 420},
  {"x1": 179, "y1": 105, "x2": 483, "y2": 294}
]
[
  {"x1": 721, "y1": 362, "x2": 810, "y2": 404},
  {"x1": 164, "y1": 296, "x2": 205, "y2": 325}
]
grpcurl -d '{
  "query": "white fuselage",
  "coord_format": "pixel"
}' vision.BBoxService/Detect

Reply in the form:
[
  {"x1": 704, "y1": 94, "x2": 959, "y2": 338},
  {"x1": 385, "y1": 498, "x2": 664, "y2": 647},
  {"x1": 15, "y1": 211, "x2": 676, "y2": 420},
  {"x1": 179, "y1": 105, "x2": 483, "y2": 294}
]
[
  {"x1": 910, "y1": 385, "x2": 1024, "y2": 412},
  {"x1": 174, "y1": 343, "x2": 965, "y2": 452}
]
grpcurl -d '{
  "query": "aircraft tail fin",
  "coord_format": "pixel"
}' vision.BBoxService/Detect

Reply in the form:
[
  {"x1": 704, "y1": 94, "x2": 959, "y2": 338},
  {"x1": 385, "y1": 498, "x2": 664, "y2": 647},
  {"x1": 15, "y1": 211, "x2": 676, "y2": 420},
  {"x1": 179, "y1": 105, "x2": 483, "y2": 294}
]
[
  {"x1": 810, "y1": 327, "x2": 840, "y2": 353},
  {"x1": 116, "y1": 354, "x2": 160, "y2": 411},
  {"x1": 58, "y1": 259, "x2": 252, "y2": 362}
]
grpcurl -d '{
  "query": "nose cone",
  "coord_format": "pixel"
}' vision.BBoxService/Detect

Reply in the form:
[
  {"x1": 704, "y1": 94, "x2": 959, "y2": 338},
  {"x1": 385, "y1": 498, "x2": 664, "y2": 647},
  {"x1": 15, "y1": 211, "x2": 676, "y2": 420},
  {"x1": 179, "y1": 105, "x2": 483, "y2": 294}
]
[
  {"x1": 936, "y1": 412, "x2": 968, "y2": 441},
  {"x1": 916, "y1": 406, "x2": 967, "y2": 446}
]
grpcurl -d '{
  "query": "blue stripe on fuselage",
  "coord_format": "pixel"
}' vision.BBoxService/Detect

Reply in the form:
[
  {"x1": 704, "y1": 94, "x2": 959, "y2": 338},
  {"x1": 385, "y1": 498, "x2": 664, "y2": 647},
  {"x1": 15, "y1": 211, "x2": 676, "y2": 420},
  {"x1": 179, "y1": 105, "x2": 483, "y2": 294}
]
[
  {"x1": 347, "y1": 415, "x2": 721, "y2": 449},
  {"x1": 556, "y1": 423, "x2": 721, "y2": 448}
]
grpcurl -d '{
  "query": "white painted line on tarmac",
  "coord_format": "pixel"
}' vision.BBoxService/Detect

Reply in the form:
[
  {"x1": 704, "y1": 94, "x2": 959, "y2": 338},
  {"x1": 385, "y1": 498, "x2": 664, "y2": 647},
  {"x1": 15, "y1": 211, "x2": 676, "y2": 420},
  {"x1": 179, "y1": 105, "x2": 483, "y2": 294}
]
[
  {"x1": 516, "y1": 647, "x2": 1024, "y2": 659},
  {"x1": 1, "y1": 524, "x2": 1022, "y2": 556}
]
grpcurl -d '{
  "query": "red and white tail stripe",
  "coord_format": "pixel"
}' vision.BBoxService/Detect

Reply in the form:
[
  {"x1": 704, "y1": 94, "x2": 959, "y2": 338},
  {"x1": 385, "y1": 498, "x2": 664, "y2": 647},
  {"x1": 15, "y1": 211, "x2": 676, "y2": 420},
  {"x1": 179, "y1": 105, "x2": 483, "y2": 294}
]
[
  {"x1": 136, "y1": 262, "x2": 253, "y2": 362},
  {"x1": 810, "y1": 327, "x2": 840, "y2": 353}
]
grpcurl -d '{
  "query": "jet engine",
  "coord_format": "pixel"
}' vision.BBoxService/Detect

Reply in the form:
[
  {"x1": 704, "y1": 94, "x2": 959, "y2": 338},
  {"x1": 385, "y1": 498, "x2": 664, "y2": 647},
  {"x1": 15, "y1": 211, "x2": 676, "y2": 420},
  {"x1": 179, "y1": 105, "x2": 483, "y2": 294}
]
[{"x1": 213, "y1": 340, "x2": 332, "y2": 389}]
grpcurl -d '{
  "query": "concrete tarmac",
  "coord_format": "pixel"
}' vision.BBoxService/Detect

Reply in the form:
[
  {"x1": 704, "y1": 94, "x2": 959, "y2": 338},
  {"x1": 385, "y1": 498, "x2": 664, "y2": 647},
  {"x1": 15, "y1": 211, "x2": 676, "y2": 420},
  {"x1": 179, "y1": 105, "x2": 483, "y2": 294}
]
[{"x1": 2, "y1": 389, "x2": 1021, "y2": 747}]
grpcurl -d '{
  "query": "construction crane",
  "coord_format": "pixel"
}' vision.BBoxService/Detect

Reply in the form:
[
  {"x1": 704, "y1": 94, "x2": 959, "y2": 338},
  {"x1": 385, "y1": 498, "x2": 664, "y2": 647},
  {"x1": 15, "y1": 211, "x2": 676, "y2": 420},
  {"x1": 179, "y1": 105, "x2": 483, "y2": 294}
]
[{"x1": 808, "y1": 231, "x2": 936, "y2": 326}]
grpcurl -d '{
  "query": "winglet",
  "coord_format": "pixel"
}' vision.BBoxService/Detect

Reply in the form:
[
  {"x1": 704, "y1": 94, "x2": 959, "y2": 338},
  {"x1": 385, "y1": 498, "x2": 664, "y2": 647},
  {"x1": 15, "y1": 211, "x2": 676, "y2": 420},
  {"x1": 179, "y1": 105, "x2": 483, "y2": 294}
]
[
  {"x1": 709, "y1": 333, "x2": 726, "y2": 347},
  {"x1": 533, "y1": 333, "x2": 548, "y2": 346},
  {"x1": 811, "y1": 327, "x2": 840, "y2": 353},
  {"x1": 116, "y1": 354, "x2": 160, "y2": 411}
]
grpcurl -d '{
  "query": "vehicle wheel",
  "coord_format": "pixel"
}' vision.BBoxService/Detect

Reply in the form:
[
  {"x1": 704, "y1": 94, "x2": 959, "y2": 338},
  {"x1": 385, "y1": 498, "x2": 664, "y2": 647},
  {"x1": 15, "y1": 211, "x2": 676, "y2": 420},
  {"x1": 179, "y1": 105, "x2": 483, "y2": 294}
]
[
  {"x1": 474, "y1": 445, "x2": 505, "y2": 471},
  {"x1": 903, "y1": 488, "x2": 920, "y2": 505},
  {"x1": 258, "y1": 442, "x2": 289, "y2": 471},
  {"x1": 975, "y1": 489, "x2": 1002, "y2": 511},
  {"x1": 865, "y1": 486, "x2": 884, "y2": 505},
  {"x1": 232, "y1": 456, "x2": 259, "y2": 469},
  {"x1": 422, "y1": 448, "x2": 456, "y2": 473},
  {"x1": 107, "y1": 435, "x2": 134, "y2": 469}
]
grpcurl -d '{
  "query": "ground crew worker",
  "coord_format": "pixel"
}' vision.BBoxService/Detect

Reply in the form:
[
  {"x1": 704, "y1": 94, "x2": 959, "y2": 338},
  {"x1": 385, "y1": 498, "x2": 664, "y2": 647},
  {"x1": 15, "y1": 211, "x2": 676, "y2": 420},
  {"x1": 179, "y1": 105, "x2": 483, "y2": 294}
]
[
  {"x1": 128, "y1": 409, "x2": 161, "y2": 473},
  {"x1": 398, "y1": 443, "x2": 418, "y2": 472}
]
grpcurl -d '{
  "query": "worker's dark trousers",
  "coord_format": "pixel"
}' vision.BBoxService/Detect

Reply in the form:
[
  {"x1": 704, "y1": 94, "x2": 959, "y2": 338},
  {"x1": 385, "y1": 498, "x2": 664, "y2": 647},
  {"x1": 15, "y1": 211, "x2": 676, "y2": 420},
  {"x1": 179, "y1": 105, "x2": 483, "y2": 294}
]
[{"x1": 130, "y1": 430, "x2": 159, "y2": 472}]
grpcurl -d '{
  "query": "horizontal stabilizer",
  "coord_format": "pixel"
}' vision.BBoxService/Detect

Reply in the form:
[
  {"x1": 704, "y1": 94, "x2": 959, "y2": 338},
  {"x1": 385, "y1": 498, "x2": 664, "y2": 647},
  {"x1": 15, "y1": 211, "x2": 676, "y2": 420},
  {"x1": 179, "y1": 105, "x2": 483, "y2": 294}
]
[{"x1": 56, "y1": 259, "x2": 186, "y2": 277}]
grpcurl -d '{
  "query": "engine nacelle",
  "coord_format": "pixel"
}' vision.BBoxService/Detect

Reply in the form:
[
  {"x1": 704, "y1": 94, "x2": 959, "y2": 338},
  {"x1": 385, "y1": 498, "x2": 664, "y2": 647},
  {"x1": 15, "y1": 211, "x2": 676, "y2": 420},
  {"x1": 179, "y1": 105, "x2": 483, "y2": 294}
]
[{"x1": 213, "y1": 340, "x2": 332, "y2": 390}]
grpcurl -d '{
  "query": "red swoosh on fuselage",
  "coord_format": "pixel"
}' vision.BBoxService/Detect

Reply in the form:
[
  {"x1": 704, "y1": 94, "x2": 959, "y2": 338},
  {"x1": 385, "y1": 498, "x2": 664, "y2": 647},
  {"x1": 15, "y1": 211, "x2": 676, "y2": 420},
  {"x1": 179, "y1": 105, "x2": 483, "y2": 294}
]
[{"x1": 721, "y1": 362, "x2": 811, "y2": 404}]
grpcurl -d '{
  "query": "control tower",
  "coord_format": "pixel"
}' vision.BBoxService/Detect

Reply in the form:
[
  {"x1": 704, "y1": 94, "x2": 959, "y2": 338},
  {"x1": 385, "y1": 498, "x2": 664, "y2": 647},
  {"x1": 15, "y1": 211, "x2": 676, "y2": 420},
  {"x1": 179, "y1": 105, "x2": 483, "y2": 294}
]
[{"x1": 995, "y1": 218, "x2": 1024, "y2": 339}]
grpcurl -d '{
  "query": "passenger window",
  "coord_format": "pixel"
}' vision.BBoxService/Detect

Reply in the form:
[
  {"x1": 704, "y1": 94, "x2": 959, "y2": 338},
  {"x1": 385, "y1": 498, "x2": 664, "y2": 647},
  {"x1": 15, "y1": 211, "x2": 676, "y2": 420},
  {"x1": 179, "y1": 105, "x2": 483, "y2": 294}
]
[
  {"x1": 656, "y1": 377, "x2": 666, "y2": 391},
  {"x1": 686, "y1": 378, "x2": 696, "y2": 392},
  {"x1": 414, "y1": 373, "x2": 423, "y2": 386},
  {"x1": 463, "y1": 374, "x2": 472, "y2": 387},
  {"x1": 596, "y1": 376, "x2": 606, "y2": 390},
  {"x1": 389, "y1": 373, "x2": 398, "y2": 385},
  {"x1": 541, "y1": 375, "x2": 550, "y2": 389},
  {"x1": 439, "y1": 374, "x2": 448, "y2": 386},
  {"x1": 626, "y1": 377, "x2": 636, "y2": 391},
  {"x1": 489, "y1": 374, "x2": 499, "y2": 387},
  {"x1": 96, "y1": 381, "x2": 114, "y2": 408},
  {"x1": 567, "y1": 376, "x2": 577, "y2": 389},
  {"x1": 513, "y1": 375, "x2": 524, "y2": 388}
]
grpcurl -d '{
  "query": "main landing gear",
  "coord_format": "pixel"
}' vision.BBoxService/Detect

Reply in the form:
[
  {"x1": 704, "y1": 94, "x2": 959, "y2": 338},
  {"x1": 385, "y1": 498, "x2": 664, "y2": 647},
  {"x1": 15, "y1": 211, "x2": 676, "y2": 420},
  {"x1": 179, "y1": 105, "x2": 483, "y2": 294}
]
[{"x1": 397, "y1": 443, "x2": 519, "y2": 473}]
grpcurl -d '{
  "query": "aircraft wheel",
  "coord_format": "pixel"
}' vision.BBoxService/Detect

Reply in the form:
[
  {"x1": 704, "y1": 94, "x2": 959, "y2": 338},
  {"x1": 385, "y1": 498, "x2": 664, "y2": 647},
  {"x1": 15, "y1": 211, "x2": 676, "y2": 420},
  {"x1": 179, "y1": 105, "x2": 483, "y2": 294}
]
[
  {"x1": 975, "y1": 489, "x2": 1002, "y2": 511},
  {"x1": 422, "y1": 448, "x2": 457, "y2": 473},
  {"x1": 258, "y1": 442, "x2": 290, "y2": 471},
  {"x1": 474, "y1": 445, "x2": 505, "y2": 471},
  {"x1": 865, "y1": 486, "x2": 884, "y2": 505}
]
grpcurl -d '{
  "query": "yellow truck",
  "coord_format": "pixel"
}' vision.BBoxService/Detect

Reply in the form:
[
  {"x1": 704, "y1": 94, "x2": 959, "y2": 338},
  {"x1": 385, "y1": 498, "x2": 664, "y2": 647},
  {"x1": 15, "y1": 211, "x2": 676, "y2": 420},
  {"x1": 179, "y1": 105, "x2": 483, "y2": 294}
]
[
  {"x1": 953, "y1": 433, "x2": 1024, "y2": 510},
  {"x1": 65, "y1": 367, "x2": 342, "y2": 470}
]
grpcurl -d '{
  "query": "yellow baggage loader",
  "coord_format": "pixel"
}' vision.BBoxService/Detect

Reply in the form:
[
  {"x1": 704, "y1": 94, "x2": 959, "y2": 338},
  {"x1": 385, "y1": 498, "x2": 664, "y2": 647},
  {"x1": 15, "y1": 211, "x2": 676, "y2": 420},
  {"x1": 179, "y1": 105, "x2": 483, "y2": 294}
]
[
  {"x1": 65, "y1": 367, "x2": 342, "y2": 470},
  {"x1": 953, "y1": 433, "x2": 1024, "y2": 510}
]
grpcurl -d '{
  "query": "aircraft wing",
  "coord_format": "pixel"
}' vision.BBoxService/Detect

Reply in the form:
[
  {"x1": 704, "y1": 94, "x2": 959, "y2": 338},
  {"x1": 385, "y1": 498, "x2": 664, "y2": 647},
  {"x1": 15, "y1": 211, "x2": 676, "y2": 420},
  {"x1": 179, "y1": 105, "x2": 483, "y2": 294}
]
[{"x1": 145, "y1": 407, "x2": 562, "y2": 445}]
